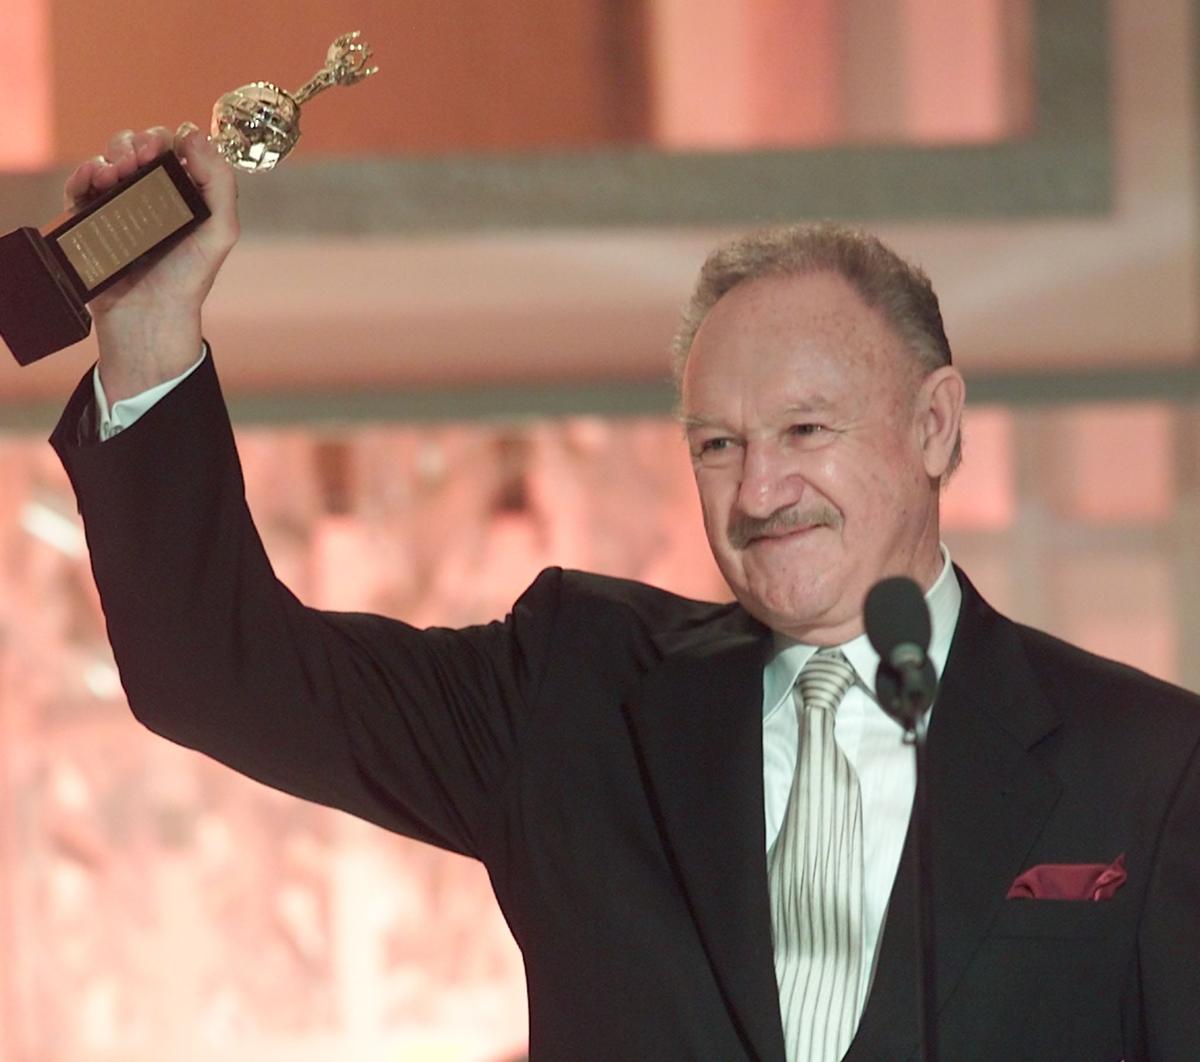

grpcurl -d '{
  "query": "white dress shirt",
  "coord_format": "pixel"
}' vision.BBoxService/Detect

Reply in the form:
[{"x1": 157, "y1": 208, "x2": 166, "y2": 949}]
[{"x1": 761, "y1": 548, "x2": 962, "y2": 1005}]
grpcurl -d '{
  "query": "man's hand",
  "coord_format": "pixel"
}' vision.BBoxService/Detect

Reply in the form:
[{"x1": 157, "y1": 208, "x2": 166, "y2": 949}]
[{"x1": 65, "y1": 124, "x2": 240, "y2": 403}]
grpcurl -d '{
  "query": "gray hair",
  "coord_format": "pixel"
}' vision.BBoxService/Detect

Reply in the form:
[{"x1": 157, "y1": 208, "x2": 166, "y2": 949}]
[{"x1": 672, "y1": 222, "x2": 961, "y2": 477}]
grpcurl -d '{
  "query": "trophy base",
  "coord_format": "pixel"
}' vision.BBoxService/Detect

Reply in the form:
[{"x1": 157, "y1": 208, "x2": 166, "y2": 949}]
[
  {"x1": 0, "y1": 152, "x2": 211, "y2": 367},
  {"x1": 0, "y1": 228, "x2": 93, "y2": 367}
]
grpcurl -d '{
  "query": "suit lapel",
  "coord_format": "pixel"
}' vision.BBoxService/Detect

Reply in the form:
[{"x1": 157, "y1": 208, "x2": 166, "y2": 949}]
[
  {"x1": 623, "y1": 616, "x2": 787, "y2": 1062},
  {"x1": 847, "y1": 572, "x2": 1063, "y2": 1060},
  {"x1": 621, "y1": 573, "x2": 1061, "y2": 1061}
]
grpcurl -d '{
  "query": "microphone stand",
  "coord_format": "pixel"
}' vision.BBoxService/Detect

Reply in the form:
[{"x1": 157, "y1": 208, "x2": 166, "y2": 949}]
[
  {"x1": 877, "y1": 661, "x2": 939, "y2": 1062},
  {"x1": 908, "y1": 706, "x2": 938, "y2": 1062}
]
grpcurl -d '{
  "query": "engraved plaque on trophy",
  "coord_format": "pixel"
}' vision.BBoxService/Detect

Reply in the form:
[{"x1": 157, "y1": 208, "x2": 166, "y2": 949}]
[{"x1": 0, "y1": 32, "x2": 378, "y2": 367}]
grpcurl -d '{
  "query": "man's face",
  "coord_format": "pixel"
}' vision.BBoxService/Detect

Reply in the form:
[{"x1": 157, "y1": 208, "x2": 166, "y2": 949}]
[{"x1": 681, "y1": 271, "x2": 946, "y2": 644}]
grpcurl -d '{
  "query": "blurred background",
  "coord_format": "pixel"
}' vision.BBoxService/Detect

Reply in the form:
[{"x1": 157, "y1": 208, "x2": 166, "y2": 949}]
[{"x1": 1, "y1": 0, "x2": 1198, "y2": 1058}]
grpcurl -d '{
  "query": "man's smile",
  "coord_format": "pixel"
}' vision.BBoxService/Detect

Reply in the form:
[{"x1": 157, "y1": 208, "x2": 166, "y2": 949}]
[{"x1": 745, "y1": 523, "x2": 822, "y2": 545}]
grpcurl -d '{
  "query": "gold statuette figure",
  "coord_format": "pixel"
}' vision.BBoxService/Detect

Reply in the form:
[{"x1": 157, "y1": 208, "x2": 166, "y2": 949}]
[{"x1": 211, "y1": 31, "x2": 379, "y2": 173}]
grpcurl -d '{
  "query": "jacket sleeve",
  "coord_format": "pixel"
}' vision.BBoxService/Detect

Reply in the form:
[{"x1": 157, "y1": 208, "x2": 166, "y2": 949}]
[
  {"x1": 51, "y1": 355, "x2": 562, "y2": 861},
  {"x1": 1132, "y1": 725, "x2": 1200, "y2": 1059}
]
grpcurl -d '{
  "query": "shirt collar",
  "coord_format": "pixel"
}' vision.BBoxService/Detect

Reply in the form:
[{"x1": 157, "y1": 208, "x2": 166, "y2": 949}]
[{"x1": 761, "y1": 545, "x2": 962, "y2": 721}]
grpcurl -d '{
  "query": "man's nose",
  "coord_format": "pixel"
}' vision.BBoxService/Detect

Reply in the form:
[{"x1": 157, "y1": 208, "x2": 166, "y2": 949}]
[{"x1": 735, "y1": 441, "x2": 803, "y2": 518}]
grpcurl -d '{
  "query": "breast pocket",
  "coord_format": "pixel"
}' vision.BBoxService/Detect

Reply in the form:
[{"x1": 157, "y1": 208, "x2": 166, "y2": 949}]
[{"x1": 989, "y1": 897, "x2": 1124, "y2": 940}]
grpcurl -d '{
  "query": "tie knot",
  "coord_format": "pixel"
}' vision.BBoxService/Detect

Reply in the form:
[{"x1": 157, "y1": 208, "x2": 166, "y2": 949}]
[{"x1": 797, "y1": 648, "x2": 856, "y2": 713}]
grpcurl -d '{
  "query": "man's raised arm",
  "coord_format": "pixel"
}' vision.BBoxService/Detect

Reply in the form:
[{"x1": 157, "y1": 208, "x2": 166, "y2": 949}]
[{"x1": 48, "y1": 124, "x2": 549, "y2": 860}]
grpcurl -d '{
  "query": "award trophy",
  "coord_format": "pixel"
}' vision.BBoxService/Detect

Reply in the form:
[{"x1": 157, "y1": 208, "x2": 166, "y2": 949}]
[{"x1": 0, "y1": 32, "x2": 378, "y2": 367}]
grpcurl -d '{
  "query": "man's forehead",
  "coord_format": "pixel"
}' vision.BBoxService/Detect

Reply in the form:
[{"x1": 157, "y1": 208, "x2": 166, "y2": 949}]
[
  {"x1": 683, "y1": 274, "x2": 914, "y2": 402},
  {"x1": 691, "y1": 272, "x2": 903, "y2": 361}
]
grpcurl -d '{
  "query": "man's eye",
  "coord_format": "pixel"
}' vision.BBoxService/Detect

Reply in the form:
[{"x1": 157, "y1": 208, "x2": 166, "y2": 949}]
[
  {"x1": 695, "y1": 437, "x2": 734, "y2": 458},
  {"x1": 791, "y1": 423, "x2": 824, "y2": 436}
]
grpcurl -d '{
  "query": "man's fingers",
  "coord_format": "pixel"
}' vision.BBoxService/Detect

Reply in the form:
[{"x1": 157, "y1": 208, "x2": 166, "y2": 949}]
[
  {"x1": 63, "y1": 122, "x2": 240, "y2": 258},
  {"x1": 90, "y1": 158, "x2": 124, "y2": 192},
  {"x1": 62, "y1": 155, "x2": 116, "y2": 208},
  {"x1": 107, "y1": 126, "x2": 177, "y2": 181},
  {"x1": 64, "y1": 125, "x2": 186, "y2": 210},
  {"x1": 104, "y1": 128, "x2": 136, "y2": 164},
  {"x1": 136, "y1": 125, "x2": 174, "y2": 165},
  {"x1": 63, "y1": 157, "x2": 101, "y2": 207}
]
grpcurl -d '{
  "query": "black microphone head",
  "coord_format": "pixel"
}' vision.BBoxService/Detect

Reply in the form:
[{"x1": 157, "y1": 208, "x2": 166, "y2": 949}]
[{"x1": 863, "y1": 576, "x2": 932, "y2": 658}]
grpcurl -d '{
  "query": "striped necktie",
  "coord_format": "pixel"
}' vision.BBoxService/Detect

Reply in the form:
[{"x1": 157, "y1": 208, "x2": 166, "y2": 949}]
[{"x1": 768, "y1": 648, "x2": 865, "y2": 1062}]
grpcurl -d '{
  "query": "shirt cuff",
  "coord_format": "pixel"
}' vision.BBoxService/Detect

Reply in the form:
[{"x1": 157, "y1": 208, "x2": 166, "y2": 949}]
[{"x1": 93, "y1": 344, "x2": 208, "y2": 441}]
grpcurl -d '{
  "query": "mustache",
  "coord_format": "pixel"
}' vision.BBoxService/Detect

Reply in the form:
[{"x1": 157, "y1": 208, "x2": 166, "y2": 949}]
[{"x1": 728, "y1": 503, "x2": 843, "y2": 550}]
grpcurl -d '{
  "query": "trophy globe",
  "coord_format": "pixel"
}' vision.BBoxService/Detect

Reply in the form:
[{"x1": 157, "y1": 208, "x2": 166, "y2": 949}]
[{"x1": 210, "y1": 31, "x2": 377, "y2": 174}]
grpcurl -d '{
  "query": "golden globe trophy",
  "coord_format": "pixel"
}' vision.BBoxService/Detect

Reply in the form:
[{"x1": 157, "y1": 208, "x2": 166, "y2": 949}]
[
  {"x1": 211, "y1": 31, "x2": 378, "y2": 173},
  {"x1": 0, "y1": 32, "x2": 379, "y2": 366}
]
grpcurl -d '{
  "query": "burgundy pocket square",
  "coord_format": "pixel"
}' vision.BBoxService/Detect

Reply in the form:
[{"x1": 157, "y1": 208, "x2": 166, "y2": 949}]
[{"x1": 1005, "y1": 853, "x2": 1126, "y2": 901}]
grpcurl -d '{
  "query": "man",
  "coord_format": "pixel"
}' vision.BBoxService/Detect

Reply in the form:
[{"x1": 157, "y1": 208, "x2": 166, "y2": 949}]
[{"x1": 52, "y1": 126, "x2": 1200, "y2": 1060}]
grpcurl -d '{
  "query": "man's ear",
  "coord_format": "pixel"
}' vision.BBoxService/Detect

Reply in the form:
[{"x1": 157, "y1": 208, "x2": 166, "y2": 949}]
[{"x1": 916, "y1": 366, "x2": 966, "y2": 479}]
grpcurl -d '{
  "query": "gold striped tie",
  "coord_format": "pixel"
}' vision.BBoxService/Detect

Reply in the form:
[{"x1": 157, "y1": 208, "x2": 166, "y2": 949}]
[{"x1": 768, "y1": 648, "x2": 864, "y2": 1062}]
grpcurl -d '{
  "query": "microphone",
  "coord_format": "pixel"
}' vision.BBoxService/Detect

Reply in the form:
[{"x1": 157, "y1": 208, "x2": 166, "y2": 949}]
[{"x1": 864, "y1": 576, "x2": 938, "y2": 730}]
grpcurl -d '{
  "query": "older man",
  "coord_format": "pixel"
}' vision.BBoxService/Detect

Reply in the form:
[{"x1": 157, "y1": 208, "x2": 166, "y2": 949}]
[{"x1": 52, "y1": 127, "x2": 1200, "y2": 1061}]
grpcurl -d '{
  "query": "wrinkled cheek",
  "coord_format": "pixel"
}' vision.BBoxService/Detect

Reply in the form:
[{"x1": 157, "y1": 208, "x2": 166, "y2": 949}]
[
  {"x1": 697, "y1": 501, "x2": 743, "y2": 588},
  {"x1": 697, "y1": 490, "x2": 729, "y2": 548}
]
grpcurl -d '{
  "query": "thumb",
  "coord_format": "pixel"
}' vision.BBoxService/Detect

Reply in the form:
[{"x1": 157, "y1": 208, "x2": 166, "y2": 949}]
[{"x1": 174, "y1": 120, "x2": 239, "y2": 242}]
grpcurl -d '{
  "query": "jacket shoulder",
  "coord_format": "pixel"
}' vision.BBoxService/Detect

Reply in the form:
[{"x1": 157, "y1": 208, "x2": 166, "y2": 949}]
[
  {"x1": 511, "y1": 568, "x2": 756, "y2": 671},
  {"x1": 531, "y1": 566, "x2": 746, "y2": 636},
  {"x1": 955, "y1": 567, "x2": 1200, "y2": 729},
  {"x1": 1014, "y1": 620, "x2": 1200, "y2": 722}
]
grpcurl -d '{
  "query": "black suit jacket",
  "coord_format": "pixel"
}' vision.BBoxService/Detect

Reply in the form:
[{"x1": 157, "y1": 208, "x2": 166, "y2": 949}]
[{"x1": 53, "y1": 357, "x2": 1200, "y2": 1061}]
